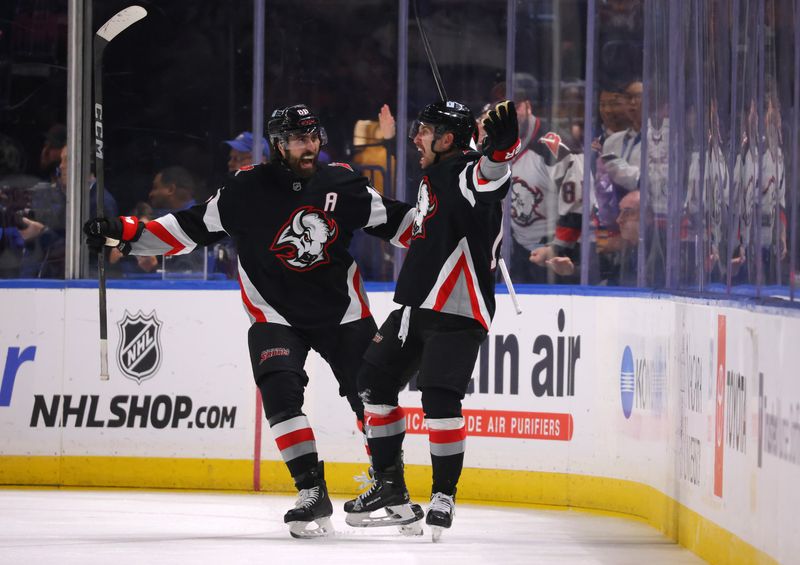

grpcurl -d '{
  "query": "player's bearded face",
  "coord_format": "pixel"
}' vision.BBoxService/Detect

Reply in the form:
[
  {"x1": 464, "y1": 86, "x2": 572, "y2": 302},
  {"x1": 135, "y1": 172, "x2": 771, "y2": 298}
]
[
  {"x1": 282, "y1": 132, "x2": 321, "y2": 178},
  {"x1": 413, "y1": 124, "x2": 438, "y2": 169}
]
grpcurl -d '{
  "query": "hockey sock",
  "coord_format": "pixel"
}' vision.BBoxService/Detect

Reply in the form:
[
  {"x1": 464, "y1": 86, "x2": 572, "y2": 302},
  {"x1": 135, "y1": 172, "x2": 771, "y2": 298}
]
[
  {"x1": 356, "y1": 418, "x2": 372, "y2": 463},
  {"x1": 426, "y1": 416, "x2": 466, "y2": 496},
  {"x1": 363, "y1": 403, "x2": 405, "y2": 471},
  {"x1": 268, "y1": 412, "x2": 318, "y2": 485}
]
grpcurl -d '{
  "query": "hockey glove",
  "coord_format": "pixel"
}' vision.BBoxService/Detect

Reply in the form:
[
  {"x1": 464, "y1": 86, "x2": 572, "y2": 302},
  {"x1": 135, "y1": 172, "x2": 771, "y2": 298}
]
[
  {"x1": 482, "y1": 100, "x2": 521, "y2": 162},
  {"x1": 83, "y1": 216, "x2": 145, "y2": 255}
]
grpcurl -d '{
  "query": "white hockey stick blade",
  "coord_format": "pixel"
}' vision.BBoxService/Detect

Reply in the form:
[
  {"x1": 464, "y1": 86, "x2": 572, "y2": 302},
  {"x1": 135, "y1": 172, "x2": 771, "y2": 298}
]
[
  {"x1": 97, "y1": 6, "x2": 147, "y2": 42},
  {"x1": 498, "y1": 258, "x2": 522, "y2": 315},
  {"x1": 100, "y1": 339, "x2": 109, "y2": 380}
]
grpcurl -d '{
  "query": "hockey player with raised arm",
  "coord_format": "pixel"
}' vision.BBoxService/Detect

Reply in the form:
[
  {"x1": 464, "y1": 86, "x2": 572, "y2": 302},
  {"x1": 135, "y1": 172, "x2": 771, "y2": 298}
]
[
  {"x1": 343, "y1": 99, "x2": 519, "y2": 541},
  {"x1": 83, "y1": 104, "x2": 415, "y2": 539}
]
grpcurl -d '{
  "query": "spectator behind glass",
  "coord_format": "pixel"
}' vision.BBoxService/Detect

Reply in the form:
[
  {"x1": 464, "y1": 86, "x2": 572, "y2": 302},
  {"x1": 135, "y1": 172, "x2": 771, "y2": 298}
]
[
  {"x1": 489, "y1": 73, "x2": 586, "y2": 284},
  {"x1": 600, "y1": 80, "x2": 643, "y2": 194},
  {"x1": 0, "y1": 133, "x2": 42, "y2": 277},
  {"x1": 40, "y1": 124, "x2": 66, "y2": 184},
  {"x1": 224, "y1": 131, "x2": 269, "y2": 174},
  {"x1": 145, "y1": 166, "x2": 204, "y2": 276},
  {"x1": 590, "y1": 84, "x2": 634, "y2": 282},
  {"x1": 23, "y1": 139, "x2": 118, "y2": 278}
]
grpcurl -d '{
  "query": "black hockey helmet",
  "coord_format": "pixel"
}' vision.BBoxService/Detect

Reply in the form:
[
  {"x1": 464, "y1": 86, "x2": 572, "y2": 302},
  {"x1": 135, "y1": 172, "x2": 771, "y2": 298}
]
[
  {"x1": 267, "y1": 104, "x2": 328, "y2": 152},
  {"x1": 409, "y1": 100, "x2": 476, "y2": 149}
]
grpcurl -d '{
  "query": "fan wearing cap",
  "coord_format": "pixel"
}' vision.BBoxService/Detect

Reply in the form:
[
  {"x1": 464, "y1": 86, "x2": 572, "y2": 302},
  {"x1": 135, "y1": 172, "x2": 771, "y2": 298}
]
[
  {"x1": 344, "y1": 99, "x2": 520, "y2": 539},
  {"x1": 223, "y1": 131, "x2": 269, "y2": 174},
  {"x1": 82, "y1": 103, "x2": 416, "y2": 539}
]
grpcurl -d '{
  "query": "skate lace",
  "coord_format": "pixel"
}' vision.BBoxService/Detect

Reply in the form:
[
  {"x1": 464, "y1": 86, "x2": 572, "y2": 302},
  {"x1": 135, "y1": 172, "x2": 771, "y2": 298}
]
[
  {"x1": 353, "y1": 470, "x2": 375, "y2": 491},
  {"x1": 295, "y1": 485, "x2": 320, "y2": 509},
  {"x1": 429, "y1": 492, "x2": 454, "y2": 515},
  {"x1": 356, "y1": 477, "x2": 382, "y2": 503}
]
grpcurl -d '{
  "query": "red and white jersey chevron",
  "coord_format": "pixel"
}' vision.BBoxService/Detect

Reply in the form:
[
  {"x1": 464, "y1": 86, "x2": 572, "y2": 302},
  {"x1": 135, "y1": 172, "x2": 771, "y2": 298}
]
[
  {"x1": 130, "y1": 162, "x2": 414, "y2": 329},
  {"x1": 394, "y1": 151, "x2": 510, "y2": 329}
]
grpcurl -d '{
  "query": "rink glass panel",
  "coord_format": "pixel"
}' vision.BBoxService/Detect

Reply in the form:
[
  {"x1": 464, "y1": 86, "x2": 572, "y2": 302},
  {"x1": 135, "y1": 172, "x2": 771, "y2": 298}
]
[
  {"x1": 0, "y1": 1, "x2": 69, "y2": 279},
  {"x1": 1, "y1": 0, "x2": 796, "y2": 303}
]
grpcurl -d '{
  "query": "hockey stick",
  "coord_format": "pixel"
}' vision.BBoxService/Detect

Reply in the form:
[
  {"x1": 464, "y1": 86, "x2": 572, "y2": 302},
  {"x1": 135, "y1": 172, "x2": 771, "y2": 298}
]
[
  {"x1": 411, "y1": 0, "x2": 522, "y2": 314},
  {"x1": 411, "y1": 0, "x2": 447, "y2": 102},
  {"x1": 94, "y1": 5, "x2": 148, "y2": 380}
]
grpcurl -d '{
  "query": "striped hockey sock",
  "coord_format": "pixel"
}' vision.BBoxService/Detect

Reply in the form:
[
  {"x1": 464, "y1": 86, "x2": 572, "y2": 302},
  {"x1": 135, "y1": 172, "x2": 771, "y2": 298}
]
[
  {"x1": 356, "y1": 418, "x2": 372, "y2": 461},
  {"x1": 427, "y1": 417, "x2": 466, "y2": 496},
  {"x1": 269, "y1": 413, "x2": 318, "y2": 485},
  {"x1": 363, "y1": 403, "x2": 405, "y2": 471}
]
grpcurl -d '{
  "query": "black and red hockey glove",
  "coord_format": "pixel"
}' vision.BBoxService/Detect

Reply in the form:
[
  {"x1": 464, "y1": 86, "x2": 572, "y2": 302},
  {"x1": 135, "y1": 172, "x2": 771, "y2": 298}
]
[
  {"x1": 481, "y1": 100, "x2": 521, "y2": 162},
  {"x1": 83, "y1": 216, "x2": 144, "y2": 255}
]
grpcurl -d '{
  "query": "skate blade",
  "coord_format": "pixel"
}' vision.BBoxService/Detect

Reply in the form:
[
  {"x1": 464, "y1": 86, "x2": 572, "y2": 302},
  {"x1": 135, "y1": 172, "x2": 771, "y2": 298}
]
[
  {"x1": 345, "y1": 503, "x2": 424, "y2": 528},
  {"x1": 430, "y1": 525, "x2": 444, "y2": 542},
  {"x1": 289, "y1": 516, "x2": 334, "y2": 539},
  {"x1": 398, "y1": 521, "x2": 424, "y2": 536}
]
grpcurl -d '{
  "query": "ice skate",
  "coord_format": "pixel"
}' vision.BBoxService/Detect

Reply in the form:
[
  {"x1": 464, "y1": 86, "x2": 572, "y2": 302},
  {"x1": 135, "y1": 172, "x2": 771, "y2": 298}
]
[
  {"x1": 284, "y1": 461, "x2": 334, "y2": 539},
  {"x1": 344, "y1": 463, "x2": 424, "y2": 530},
  {"x1": 426, "y1": 491, "x2": 455, "y2": 542}
]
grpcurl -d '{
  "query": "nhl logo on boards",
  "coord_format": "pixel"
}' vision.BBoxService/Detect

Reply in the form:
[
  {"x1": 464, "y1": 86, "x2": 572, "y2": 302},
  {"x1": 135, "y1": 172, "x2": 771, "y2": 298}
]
[{"x1": 116, "y1": 310, "x2": 163, "y2": 383}]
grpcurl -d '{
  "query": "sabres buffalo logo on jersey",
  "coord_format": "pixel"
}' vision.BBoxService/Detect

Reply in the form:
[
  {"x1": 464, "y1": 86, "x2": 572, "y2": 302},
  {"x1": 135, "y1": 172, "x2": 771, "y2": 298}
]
[
  {"x1": 271, "y1": 206, "x2": 338, "y2": 271},
  {"x1": 411, "y1": 176, "x2": 438, "y2": 239},
  {"x1": 510, "y1": 177, "x2": 545, "y2": 227}
]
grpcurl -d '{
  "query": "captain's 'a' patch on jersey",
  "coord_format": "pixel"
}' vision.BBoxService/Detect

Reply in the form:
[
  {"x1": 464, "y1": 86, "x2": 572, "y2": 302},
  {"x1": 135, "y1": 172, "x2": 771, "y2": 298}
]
[{"x1": 270, "y1": 206, "x2": 338, "y2": 271}]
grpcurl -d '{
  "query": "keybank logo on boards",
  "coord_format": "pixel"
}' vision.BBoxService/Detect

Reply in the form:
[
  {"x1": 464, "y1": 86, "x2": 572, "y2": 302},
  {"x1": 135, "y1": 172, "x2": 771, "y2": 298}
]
[
  {"x1": 620, "y1": 346, "x2": 635, "y2": 418},
  {"x1": 0, "y1": 345, "x2": 36, "y2": 408},
  {"x1": 619, "y1": 344, "x2": 666, "y2": 418}
]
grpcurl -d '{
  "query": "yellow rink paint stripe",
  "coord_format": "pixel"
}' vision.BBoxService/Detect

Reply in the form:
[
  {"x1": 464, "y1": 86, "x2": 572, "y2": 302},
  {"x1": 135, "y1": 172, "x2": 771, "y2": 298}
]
[{"x1": 0, "y1": 455, "x2": 777, "y2": 565}]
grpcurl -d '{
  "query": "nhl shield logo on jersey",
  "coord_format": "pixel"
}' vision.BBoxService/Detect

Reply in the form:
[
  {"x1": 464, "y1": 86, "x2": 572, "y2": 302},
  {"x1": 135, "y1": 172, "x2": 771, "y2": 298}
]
[
  {"x1": 411, "y1": 176, "x2": 438, "y2": 240},
  {"x1": 271, "y1": 206, "x2": 338, "y2": 271},
  {"x1": 116, "y1": 310, "x2": 163, "y2": 383}
]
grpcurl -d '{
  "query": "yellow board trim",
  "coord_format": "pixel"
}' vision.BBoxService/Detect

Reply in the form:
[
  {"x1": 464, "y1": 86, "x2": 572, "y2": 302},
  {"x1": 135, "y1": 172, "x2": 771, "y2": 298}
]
[{"x1": 0, "y1": 455, "x2": 777, "y2": 564}]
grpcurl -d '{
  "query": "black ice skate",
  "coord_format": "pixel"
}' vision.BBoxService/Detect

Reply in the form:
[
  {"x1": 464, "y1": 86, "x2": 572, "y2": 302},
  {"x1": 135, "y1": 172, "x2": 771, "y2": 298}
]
[
  {"x1": 284, "y1": 461, "x2": 334, "y2": 539},
  {"x1": 344, "y1": 463, "x2": 424, "y2": 534},
  {"x1": 426, "y1": 491, "x2": 456, "y2": 542}
]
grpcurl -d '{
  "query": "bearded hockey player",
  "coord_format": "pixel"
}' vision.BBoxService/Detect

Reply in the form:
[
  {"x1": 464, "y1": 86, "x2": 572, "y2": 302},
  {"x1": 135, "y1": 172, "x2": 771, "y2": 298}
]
[
  {"x1": 344, "y1": 99, "x2": 519, "y2": 541},
  {"x1": 83, "y1": 104, "x2": 414, "y2": 538}
]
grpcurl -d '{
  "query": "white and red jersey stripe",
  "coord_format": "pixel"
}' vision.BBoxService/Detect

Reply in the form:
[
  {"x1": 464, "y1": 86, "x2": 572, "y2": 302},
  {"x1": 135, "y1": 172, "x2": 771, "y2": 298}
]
[
  {"x1": 270, "y1": 415, "x2": 317, "y2": 463},
  {"x1": 237, "y1": 257, "x2": 289, "y2": 325},
  {"x1": 426, "y1": 417, "x2": 466, "y2": 457},
  {"x1": 340, "y1": 262, "x2": 371, "y2": 324},
  {"x1": 394, "y1": 150, "x2": 509, "y2": 329},
  {"x1": 420, "y1": 237, "x2": 491, "y2": 330}
]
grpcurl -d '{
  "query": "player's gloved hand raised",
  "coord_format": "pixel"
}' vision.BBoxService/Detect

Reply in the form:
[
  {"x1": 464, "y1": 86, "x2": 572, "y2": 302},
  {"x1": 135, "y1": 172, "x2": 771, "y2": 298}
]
[
  {"x1": 482, "y1": 100, "x2": 521, "y2": 162},
  {"x1": 83, "y1": 216, "x2": 144, "y2": 254}
]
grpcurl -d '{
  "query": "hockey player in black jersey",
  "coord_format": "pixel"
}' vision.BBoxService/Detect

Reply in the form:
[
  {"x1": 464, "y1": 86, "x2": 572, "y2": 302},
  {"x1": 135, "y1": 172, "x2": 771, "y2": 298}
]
[
  {"x1": 83, "y1": 104, "x2": 415, "y2": 539},
  {"x1": 344, "y1": 99, "x2": 520, "y2": 541}
]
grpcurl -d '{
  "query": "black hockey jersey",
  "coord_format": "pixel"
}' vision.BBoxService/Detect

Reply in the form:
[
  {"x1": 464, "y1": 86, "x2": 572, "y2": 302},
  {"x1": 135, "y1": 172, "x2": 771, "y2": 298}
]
[
  {"x1": 129, "y1": 162, "x2": 414, "y2": 329},
  {"x1": 394, "y1": 151, "x2": 510, "y2": 330}
]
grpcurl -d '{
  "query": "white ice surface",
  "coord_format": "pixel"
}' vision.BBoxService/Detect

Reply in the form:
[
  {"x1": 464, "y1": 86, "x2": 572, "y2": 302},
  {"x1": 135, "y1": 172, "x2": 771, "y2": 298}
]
[{"x1": 0, "y1": 489, "x2": 705, "y2": 564}]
